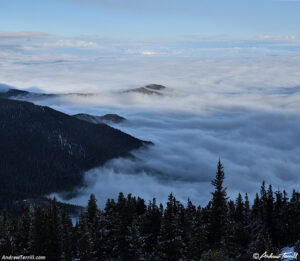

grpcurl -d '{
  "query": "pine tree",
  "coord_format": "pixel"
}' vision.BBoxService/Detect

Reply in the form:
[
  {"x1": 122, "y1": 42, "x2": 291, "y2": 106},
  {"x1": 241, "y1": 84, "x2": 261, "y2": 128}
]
[
  {"x1": 288, "y1": 190, "x2": 300, "y2": 245},
  {"x1": 141, "y1": 198, "x2": 162, "y2": 260},
  {"x1": 208, "y1": 160, "x2": 228, "y2": 250},
  {"x1": 156, "y1": 193, "x2": 184, "y2": 261},
  {"x1": 266, "y1": 185, "x2": 275, "y2": 238},
  {"x1": 126, "y1": 218, "x2": 145, "y2": 261},
  {"x1": 103, "y1": 198, "x2": 121, "y2": 259},
  {"x1": 244, "y1": 193, "x2": 250, "y2": 218},
  {"x1": 259, "y1": 181, "x2": 268, "y2": 226},
  {"x1": 226, "y1": 199, "x2": 236, "y2": 258},
  {"x1": 273, "y1": 190, "x2": 288, "y2": 247},
  {"x1": 45, "y1": 198, "x2": 62, "y2": 260},
  {"x1": 232, "y1": 193, "x2": 250, "y2": 259},
  {"x1": 186, "y1": 203, "x2": 207, "y2": 260},
  {"x1": 77, "y1": 212, "x2": 92, "y2": 261},
  {"x1": 87, "y1": 194, "x2": 98, "y2": 224},
  {"x1": 31, "y1": 206, "x2": 46, "y2": 255},
  {"x1": 61, "y1": 209, "x2": 73, "y2": 261}
]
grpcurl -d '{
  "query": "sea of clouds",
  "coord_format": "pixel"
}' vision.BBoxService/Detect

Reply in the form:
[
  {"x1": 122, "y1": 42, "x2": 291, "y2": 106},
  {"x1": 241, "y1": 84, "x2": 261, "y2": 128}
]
[{"x1": 1, "y1": 35, "x2": 300, "y2": 207}]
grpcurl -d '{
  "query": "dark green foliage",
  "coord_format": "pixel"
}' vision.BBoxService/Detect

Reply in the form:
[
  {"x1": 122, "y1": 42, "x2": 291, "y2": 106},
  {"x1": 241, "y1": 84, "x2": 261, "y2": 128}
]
[
  {"x1": 156, "y1": 193, "x2": 185, "y2": 260},
  {"x1": 0, "y1": 161, "x2": 299, "y2": 260},
  {"x1": 141, "y1": 198, "x2": 162, "y2": 259},
  {"x1": 44, "y1": 198, "x2": 62, "y2": 260},
  {"x1": 87, "y1": 194, "x2": 99, "y2": 224},
  {"x1": 31, "y1": 206, "x2": 46, "y2": 255},
  {"x1": 208, "y1": 160, "x2": 228, "y2": 250},
  {"x1": 61, "y1": 209, "x2": 73, "y2": 261}
]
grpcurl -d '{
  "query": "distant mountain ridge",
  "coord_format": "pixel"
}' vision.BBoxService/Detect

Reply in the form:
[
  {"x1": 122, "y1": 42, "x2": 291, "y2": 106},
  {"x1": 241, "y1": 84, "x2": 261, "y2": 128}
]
[
  {"x1": 73, "y1": 113, "x2": 126, "y2": 124},
  {"x1": 0, "y1": 87, "x2": 94, "y2": 100},
  {"x1": 0, "y1": 99, "x2": 149, "y2": 196},
  {"x1": 0, "y1": 84, "x2": 168, "y2": 101}
]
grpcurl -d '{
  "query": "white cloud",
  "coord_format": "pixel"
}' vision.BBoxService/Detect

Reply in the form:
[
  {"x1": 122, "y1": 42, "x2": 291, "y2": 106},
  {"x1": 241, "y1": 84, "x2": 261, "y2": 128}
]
[
  {"x1": 259, "y1": 34, "x2": 297, "y2": 41},
  {"x1": 139, "y1": 50, "x2": 156, "y2": 55},
  {"x1": 42, "y1": 39, "x2": 103, "y2": 49}
]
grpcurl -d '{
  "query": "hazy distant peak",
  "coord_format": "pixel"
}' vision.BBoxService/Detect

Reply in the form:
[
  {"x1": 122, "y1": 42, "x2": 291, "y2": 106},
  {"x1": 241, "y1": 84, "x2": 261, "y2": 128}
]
[
  {"x1": 124, "y1": 84, "x2": 167, "y2": 95},
  {"x1": 73, "y1": 113, "x2": 126, "y2": 124},
  {"x1": 0, "y1": 83, "x2": 14, "y2": 92}
]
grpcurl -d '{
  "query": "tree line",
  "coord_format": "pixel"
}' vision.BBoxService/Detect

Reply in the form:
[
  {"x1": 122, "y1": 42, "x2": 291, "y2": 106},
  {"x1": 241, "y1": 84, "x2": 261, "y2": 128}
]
[{"x1": 0, "y1": 161, "x2": 299, "y2": 260}]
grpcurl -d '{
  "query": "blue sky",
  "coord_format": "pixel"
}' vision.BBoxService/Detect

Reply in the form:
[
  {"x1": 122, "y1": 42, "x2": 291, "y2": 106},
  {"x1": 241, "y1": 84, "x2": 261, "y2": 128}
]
[{"x1": 1, "y1": 0, "x2": 300, "y2": 39}]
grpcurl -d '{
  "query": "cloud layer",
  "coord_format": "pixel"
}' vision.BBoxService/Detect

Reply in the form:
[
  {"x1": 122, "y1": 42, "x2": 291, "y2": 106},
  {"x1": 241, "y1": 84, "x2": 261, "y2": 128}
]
[
  {"x1": 53, "y1": 102, "x2": 300, "y2": 207},
  {"x1": 1, "y1": 36, "x2": 300, "y2": 206}
]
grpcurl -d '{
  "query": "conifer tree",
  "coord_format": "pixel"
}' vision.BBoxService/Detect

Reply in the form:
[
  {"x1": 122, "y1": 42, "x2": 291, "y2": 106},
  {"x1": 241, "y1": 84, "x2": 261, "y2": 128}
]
[
  {"x1": 45, "y1": 198, "x2": 62, "y2": 260},
  {"x1": 266, "y1": 185, "x2": 275, "y2": 235},
  {"x1": 126, "y1": 218, "x2": 145, "y2": 261},
  {"x1": 259, "y1": 181, "x2": 268, "y2": 225},
  {"x1": 103, "y1": 198, "x2": 121, "y2": 259},
  {"x1": 273, "y1": 190, "x2": 288, "y2": 247},
  {"x1": 142, "y1": 198, "x2": 162, "y2": 259},
  {"x1": 31, "y1": 206, "x2": 46, "y2": 255},
  {"x1": 157, "y1": 193, "x2": 184, "y2": 261},
  {"x1": 288, "y1": 191, "x2": 300, "y2": 244},
  {"x1": 186, "y1": 203, "x2": 207, "y2": 260},
  {"x1": 232, "y1": 193, "x2": 250, "y2": 259},
  {"x1": 61, "y1": 209, "x2": 73, "y2": 261},
  {"x1": 208, "y1": 160, "x2": 228, "y2": 250},
  {"x1": 87, "y1": 194, "x2": 98, "y2": 224},
  {"x1": 77, "y1": 212, "x2": 92, "y2": 261}
]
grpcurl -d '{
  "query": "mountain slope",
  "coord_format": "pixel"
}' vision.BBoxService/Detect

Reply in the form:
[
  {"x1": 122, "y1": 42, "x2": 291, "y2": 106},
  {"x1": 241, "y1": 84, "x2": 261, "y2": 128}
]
[{"x1": 0, "y1": 99, "x2": 147, "y2": 195}]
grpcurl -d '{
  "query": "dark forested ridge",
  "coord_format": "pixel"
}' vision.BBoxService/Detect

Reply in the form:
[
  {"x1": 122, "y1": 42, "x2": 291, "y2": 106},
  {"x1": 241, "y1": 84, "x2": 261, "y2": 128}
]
[
  {"x1": 0, "y1": 99, "x2": 148, "y2": 196},
  {"x1": 0, "y1": 162, "x2": 299, "y2": 260}
]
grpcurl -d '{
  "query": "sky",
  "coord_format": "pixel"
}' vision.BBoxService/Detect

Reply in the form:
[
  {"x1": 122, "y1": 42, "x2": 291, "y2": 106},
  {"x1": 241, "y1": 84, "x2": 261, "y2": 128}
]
[
  {"x1": 1, "y1": 0, "x2": 300, "y2": 206},
  {"x1": 1, "y1": 0, "x2": 300, "y2": 39}
]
